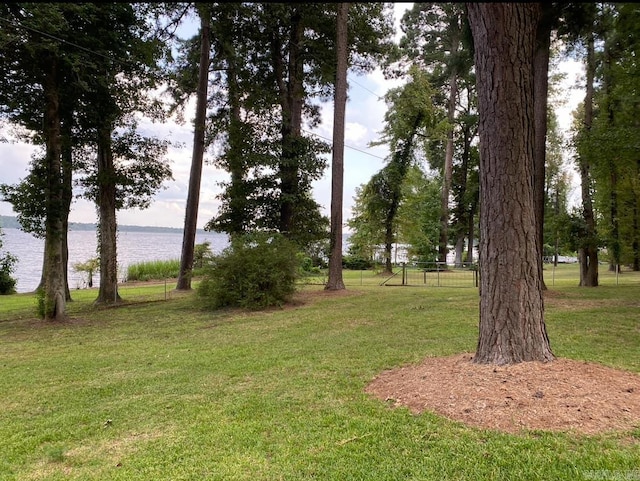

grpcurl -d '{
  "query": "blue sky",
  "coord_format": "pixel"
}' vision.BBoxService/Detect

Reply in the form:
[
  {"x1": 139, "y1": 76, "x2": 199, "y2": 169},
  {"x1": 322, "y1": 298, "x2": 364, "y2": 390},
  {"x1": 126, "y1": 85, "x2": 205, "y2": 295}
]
[{"x1": 0, "y1": 3, "x2": 583, "y2": 230}]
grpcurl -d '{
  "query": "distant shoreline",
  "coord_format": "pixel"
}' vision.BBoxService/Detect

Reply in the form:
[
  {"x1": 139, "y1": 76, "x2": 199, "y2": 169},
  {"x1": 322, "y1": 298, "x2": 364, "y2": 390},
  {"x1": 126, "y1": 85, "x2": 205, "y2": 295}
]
[{"x1": 0, "y1": 214, "x2": 208, "y2": 235}]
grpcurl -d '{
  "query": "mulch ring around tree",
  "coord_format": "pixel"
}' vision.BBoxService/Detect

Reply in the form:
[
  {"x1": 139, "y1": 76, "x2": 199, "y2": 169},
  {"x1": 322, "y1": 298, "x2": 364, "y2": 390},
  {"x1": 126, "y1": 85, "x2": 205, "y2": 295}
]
[{"x1": 365, "y1": 353, "x2": 640, "y2": 436}]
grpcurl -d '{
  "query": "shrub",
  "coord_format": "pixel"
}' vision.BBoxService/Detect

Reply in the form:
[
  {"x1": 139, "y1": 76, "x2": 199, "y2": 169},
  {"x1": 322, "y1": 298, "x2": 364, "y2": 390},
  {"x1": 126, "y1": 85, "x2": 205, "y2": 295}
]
[
  {"x1": 0, "y1": 227, "x2": 17, "y2": 295},
  {"x1": 198, "y1": 232, "x2": 300, "y2": 310},
  {"x1": 342, "y1": 254, "x2": 373, "y2": 271},
  {"x1": 0, "y1": 252, "x2": 17, "y2": 295},
  {"x1": 73, "y1": 257, "x2": 99, "y2": 288},
  {"x1": 192, "y1": 241, "x2": 215, "y2": 275},
  {"x1": 297, "y1": 254, "x2": 322, "y2": 275}
]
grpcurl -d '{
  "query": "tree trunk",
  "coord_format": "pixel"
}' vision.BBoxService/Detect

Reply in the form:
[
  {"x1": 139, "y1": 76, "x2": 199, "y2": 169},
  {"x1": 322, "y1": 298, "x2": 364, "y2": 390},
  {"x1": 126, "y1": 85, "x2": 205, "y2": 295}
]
[
  {"x1": 633, "y1": 190, "x2": 639, "y2": 271},
  {"x1": 533, "y1": 5, "x2": 553, "y2": 290},
  {"x1": 467, "y1": 2, "x2": 554, "y2": 365},
  {"x1": 273, "y1": 7, "x2": 304, "y2": 237},
  {"x1": 609, "y1": 166, "x2": 620, "y2": 271},
  {"x1": 438, "y1": 49, "x2": 459, "y2": 265},
  {"x1": 578, "y1": 32, "x2": 599, "y2": 287},
  {"x1": 176, "y1": 7, "x2": 211, "y2": 291},
  {"x1": 467, "y1": 198, "x2": 477, "y2": 264},
  {"x1": 95, "y1": 126, "x2": 121, "y2": 304},
  {"x1": 42, "y1": 53, "x2": 66, "y2": 320},
  {"x1": 384, "y1": 230, "x2": 393, "y2": 275},
  {"x1": 454, "y1": 234, "x2": 465, "y2": 267},
  {"x1": 223, "y1": 26, "x2": 247, "y2": 239},
  {"x1": 453, "y1": 125, "x2": 472, "y2": 267},
  {"x1": 603, "y1": 43, "x2": 621, "y2": 273},
  {"x1": 326, "y1": 2, "x2": 349, "y2": 291},
  {"x1": 61, "y1": 114, "x2": 73, "y2": 301}
]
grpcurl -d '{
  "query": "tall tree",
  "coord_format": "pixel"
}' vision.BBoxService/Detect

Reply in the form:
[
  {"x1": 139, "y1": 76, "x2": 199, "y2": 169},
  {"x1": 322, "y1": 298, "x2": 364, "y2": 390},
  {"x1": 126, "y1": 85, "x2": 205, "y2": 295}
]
[
  {"x1": 0, "y1": 4, "x2": 73, "y2": 319},
  {"x1": 326, "y1": 2, "x2": 349, "y2": 291},
  {"x1": 576, "y1": 26, "x2": 600, "y2": 286},
  {"x1": 559, "y1": 3, "x2": 600, "y2": 286},
  {"x1": 532, "y1": 4, "x2": 557, "y2": 289},
  {"x1": 368, "y1": 66, "x2": 437, "y2": 274},
  {"x1": 176, "y1": 4, "x2": 211, "y2": 291},
  {"x1": 198, "y1": 3, "x2": 393, "y2": 248},
  {"x1": 76, "y1": 3, "x2": 172, "y2": 304},
  {"x1": 585, "y1": 4, "x2": 640, "y2": 272},
  {"x1": 396, "y1": 3, "x2": 476, "y2": 265},
  {"x1": 467, "y1": 3, "x2": 554, "y2": 365}
]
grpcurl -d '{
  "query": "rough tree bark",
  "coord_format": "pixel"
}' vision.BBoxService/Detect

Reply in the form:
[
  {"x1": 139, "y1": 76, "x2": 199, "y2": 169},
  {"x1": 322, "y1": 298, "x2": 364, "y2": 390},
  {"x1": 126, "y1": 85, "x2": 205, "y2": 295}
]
[
  {"x1": 271, "y1": 7, "x2": 305, "y2": 236},
  {"x1": 438, "y1": 46, "x2": 459, "y2": 265},
  {"x1": 578, "y1": 32, "x2": 599, "y2": 287},
  {"x1": 326, "y1": 2, "x2": 349, "y2": 291},
  {"x1": 42, "y1": 52, "x2": 66, "y2": 320},
  {"x1": 95, "y1": 126, "x2": 121, "y2": 304},
  {"x1": 467, "y1": 3, "x2": 554, "y2": 365},
  {"x1": 176, "y1": 7, "x2": 211, "y2": 291},
  {"x1": 533, "y1": 4, "x2": 554, "y2": 290}
]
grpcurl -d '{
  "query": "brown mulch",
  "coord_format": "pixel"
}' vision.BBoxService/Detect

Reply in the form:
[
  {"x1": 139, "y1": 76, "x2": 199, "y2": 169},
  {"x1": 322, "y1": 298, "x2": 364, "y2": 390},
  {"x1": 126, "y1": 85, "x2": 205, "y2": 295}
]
[{"x1": 365, "y1": 353, "x2": 640, "y2": 436}]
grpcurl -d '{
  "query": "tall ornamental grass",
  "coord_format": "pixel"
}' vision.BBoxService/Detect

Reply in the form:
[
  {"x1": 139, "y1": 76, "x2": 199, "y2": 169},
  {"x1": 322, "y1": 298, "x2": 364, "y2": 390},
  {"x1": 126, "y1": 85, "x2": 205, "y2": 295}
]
[{"x1": 126, "y1": 259, "x2": 180, "y2": 281}]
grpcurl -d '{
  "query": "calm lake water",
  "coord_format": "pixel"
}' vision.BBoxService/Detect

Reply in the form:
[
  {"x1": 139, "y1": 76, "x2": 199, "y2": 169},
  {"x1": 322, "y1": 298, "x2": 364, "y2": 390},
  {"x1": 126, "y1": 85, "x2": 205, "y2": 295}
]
[{"x1": 2, "y1": 228, "x2": 230, "y2": 293}]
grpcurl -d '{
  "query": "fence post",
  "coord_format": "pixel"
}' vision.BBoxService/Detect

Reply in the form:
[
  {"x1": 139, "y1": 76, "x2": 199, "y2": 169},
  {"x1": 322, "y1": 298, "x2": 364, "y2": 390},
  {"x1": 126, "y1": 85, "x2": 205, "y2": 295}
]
[{"x1": 402, "y1": 262, "x2": 406, "y2": 286}]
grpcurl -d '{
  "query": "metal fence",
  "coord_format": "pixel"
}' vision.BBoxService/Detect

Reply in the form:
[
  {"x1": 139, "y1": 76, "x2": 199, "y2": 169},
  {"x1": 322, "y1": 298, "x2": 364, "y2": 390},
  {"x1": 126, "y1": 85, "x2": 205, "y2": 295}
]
[{"x1": 381, "y1": 262, "x2": 479, "y2": 288}]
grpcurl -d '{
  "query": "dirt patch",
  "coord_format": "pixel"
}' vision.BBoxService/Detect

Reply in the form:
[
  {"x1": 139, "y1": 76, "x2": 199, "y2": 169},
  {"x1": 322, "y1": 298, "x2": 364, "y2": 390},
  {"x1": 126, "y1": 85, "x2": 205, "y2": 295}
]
[{"x1": 366, "y1": 353, "x2": 640, "y2": 435}]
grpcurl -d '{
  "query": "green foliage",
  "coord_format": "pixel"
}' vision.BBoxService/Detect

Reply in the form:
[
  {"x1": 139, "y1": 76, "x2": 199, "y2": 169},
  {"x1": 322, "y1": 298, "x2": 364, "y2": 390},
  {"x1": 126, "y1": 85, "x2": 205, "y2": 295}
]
[
  {"x1": 0, "y1": 227, "x2": 17, "y2": 295},
  {"x1": 342, "y1": 254, "x2": 374, "y2": 270},
  {"x1": 396, "y1": 165, "x2": 442, "y2": 262},
  {"x1": 126, "y1": 259, "x2": 180, "y2": 282},
  {"x1": 0, "y1": 156, "x2": 47, "y2": 238},
  {"x1": 73, "y1": 257, "x2": 99, "y2": 288},
  {"x1": 190, "y1": 3, "x2": 394, "y2": 248},
  {"x1": 297, "y1": 253, "x2": 322, "y2": 275},
  {"x1": 198, "y1": 232, "x2": 300, "y2": 310},
  {"x1": 35, "y1": 288, "x2": 46, "y2": 318},
  {"x1": 193, "y1": 241, "x2": 214, "y2": 270},
  {"x1": 0, "y1": 253, "x2": 17, "y2": 295}
]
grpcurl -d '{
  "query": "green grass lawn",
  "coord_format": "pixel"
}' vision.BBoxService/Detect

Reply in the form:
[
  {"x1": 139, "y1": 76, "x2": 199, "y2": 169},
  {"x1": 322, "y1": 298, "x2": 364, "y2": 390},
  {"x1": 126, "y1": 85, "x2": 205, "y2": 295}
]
[{"x1": 1, "y1": 268, "x2": 639, "y2": 480}]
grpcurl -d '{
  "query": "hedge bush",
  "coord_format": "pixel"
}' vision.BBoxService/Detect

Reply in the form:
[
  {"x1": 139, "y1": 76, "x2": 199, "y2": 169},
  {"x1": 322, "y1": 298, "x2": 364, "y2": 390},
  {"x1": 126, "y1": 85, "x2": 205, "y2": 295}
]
[{"x1": 197, "y1": 232, "x2": 300, "y2": 310}]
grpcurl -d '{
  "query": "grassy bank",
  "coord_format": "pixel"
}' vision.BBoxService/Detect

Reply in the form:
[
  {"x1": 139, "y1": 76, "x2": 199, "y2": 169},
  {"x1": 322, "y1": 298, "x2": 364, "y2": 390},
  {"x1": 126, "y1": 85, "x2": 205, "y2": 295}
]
[{"x1": 0, "y1": 269, "x2": 639, "y2": 480}]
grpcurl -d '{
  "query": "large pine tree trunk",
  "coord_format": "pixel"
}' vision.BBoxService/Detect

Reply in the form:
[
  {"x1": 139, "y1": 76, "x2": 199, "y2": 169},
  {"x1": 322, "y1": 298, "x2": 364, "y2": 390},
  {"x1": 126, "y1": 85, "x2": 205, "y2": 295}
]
[
  {"x1": 533, "y1": 6, "x2": 553, "y2": 290},
  {"x1": 468, "y1": 3, "x2": 554, "y2": 365},
  {"x1": 95, "y1": 127, "x2": 121, "y2": 304},
  {"x1": 453, "y1": 127, "x2": 472, "y2": 267},
  {"x1": 176, "y1": 8, "x2": 210, "y2": 291},
  {"x1": 438, "y1": 61, "x2": 459, "y2": 265},
  {"x1": 579, "y1": 32, "x2": 599, "y2": 287},
  {"x1": 42, "y1": 53, "x2": 66, "y2": 321},
  {"x1": 268, "y1": 5, "x2": 305, "y2": 238},
  {"x1": 222, "y1": 19, "x2": 247, "y2": 239},
  {"x1": 326, "y1": 2, "x2": 349, "y2": 291},
  {"x1": 277, "y1": 8, "x2": 304, "y2": 237}
]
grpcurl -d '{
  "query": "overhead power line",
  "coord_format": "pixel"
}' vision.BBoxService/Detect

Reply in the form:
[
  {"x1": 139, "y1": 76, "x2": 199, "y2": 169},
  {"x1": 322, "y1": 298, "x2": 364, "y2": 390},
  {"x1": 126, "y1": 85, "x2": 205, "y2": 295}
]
[
  {"x1": 0, "y1": 15, "x2": 114, "y2": 62},
  {"x1": 302, "y1": 128, "x2": 387, "y2": 161},
  {"x1": 348, "y1": 76, "x2": 385, "y2": 101}
]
